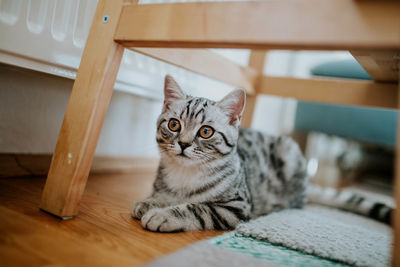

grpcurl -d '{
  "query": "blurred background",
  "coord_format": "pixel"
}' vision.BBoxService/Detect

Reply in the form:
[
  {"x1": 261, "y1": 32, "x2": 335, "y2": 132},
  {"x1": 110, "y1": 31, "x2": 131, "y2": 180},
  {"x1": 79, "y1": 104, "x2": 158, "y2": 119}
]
[{"x1": 0, "y1": 0, "x2": 396, "y2": 197}]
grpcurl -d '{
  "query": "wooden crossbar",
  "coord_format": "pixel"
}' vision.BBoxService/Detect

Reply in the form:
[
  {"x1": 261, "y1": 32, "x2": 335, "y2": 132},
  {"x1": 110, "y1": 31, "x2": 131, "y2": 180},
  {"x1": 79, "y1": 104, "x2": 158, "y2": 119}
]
[
  {"x1": 351, "y1": 50, "x2": 399, "y2": 83},
  {"x1": 259, "y1": 76, "x2": 398, "y2": 109},
  {"x1": 115, "y1": 1, "x2": 400, "y2": 50},
  {"x1": 131, "y1": 48, "x2": 257, "y2": 94},
  {"x1": 241, "y1": 50, "x2": 267, "y2": 127}
]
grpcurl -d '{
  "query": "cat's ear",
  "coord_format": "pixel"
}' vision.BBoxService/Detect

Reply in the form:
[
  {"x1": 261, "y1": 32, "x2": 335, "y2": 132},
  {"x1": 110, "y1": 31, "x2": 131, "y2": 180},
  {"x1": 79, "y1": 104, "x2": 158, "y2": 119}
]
[
  {"x1": 217, "y1": 88, "x2": 246, "y2": 125},
  {"x1": 164, "y1": 75, "x2": 185, "y2": 109}
]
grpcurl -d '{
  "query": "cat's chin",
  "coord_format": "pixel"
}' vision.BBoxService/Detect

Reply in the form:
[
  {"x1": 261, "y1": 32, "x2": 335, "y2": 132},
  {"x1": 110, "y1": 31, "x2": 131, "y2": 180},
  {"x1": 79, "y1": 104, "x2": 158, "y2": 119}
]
[
  {"x1": 160, "y1": 150, "x2": 202, "y2": 166},
  {"x1": 173, "y1": 154, "x2": 197, "y2": 166},
  {"x1": 168, "y1": 153, "x2": 201, "y2": 166}
]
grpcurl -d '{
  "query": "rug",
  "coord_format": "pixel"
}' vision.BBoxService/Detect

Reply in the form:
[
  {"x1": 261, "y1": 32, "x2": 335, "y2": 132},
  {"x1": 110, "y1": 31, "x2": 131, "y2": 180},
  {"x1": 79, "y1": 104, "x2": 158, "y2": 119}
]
[
  {"x1": 145, "y1": 205, "x2": 392, "y2": 267},
  {"x1": 146, "y1": 240, "x2": 278, "y2": 267},
  {"x1": 236, "y1": 205, "x2": 392, "y2": 267},
  {"x1": 146, "y1": 232, "x2": 346, "y2": 267}
]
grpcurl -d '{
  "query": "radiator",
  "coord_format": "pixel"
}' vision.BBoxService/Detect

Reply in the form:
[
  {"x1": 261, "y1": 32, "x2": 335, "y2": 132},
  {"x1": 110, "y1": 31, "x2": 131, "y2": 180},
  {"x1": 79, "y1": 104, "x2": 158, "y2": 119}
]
[{"x1": 0, "y1": 0, "x2": 248, "y2": 101}]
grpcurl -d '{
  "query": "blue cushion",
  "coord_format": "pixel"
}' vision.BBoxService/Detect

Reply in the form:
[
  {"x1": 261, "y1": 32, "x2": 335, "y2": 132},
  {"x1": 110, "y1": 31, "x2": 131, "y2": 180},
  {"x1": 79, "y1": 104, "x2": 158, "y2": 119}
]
[
  {"x1": 295, "y1": 60, "x2": 396, "y2": 147},
  {"x1": 295, "y1": 102, "x2": 397, "y2": 147},
  {"x1": 310, "y1": 59, "x2": 371, "y2": 80}
]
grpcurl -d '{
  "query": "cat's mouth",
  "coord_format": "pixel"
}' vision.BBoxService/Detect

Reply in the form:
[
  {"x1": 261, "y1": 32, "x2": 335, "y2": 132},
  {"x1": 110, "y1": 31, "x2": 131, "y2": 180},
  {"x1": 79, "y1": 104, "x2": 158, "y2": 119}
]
[{"x1": 177, "y1": 152, "x2": 189, "y2": 158}]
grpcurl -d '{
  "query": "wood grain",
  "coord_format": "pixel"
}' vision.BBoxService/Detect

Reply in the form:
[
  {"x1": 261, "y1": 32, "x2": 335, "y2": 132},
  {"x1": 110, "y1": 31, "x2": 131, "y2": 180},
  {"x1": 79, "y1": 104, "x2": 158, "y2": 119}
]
[
  {"x1": 351, "y1": 50, "x2": 399, "y2": 83},
  {"x1": 241, "y1": 94, "x2": 257, "y2": 129},
  {"x1": 241, "y1": 50, "x2": 267, "y2": 128},
  {"x1": 0, "y1": 206, "x2": 134, "y2": 267},
  {"x1": 40, "y1": 0, "x2": 125, "y2": 218},
  {"x1": 0, "y1": 173, "x2": 222, "y2": 266},
  {"x1": 115, "y1": 1, "x2": 400, "y2": 50},
  {"x1": 132, "y1": 48, "x2": 257, "y2": 94},
  {"x1": 259, "y1": 76, "x2": 398, "y2": 109}
]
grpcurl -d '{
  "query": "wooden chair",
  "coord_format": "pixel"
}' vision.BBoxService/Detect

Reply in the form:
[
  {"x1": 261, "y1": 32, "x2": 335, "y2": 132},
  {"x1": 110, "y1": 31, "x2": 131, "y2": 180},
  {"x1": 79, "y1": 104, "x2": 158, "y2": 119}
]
[{"x1": 39, "y1": 0, "x2": 400, "y2": 264}]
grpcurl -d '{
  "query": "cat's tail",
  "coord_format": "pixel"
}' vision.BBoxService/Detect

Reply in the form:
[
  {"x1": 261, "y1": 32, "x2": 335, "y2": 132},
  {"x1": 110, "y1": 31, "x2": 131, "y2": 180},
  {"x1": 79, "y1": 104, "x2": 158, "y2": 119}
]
[{"x1": 306, "y1": 183, "x2": 393, "y2": 225}]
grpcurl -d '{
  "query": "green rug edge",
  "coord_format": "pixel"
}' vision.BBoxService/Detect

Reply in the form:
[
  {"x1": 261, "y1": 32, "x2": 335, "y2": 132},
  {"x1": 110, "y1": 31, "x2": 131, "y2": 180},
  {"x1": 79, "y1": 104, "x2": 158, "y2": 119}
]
[{"x1": 207, "y1": 232, "x2": 349, "y2": 267}]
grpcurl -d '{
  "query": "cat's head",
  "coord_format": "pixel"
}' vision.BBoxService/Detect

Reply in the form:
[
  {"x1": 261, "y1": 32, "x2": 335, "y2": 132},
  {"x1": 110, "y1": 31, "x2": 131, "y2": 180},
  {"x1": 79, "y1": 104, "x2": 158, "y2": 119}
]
[{"x1": 156, "y1": 75, "x2": 246, "y2": 166}]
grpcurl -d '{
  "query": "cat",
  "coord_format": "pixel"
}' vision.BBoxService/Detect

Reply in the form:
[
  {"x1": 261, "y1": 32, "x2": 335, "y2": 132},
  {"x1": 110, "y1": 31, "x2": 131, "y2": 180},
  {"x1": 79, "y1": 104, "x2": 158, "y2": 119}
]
[{"x1": 132, "y1": 75, "x2": 393, "y2": 232}]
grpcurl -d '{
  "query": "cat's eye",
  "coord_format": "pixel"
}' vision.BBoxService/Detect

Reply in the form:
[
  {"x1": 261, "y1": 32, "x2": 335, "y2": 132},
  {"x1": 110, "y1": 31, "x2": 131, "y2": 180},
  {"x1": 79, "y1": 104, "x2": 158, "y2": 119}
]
[
  {"x1": 168, "y1": 119, "x2": 181, "y2": 132},
  {"x1": 198, "y1": 126, "x2": 214, "y2": 139}
]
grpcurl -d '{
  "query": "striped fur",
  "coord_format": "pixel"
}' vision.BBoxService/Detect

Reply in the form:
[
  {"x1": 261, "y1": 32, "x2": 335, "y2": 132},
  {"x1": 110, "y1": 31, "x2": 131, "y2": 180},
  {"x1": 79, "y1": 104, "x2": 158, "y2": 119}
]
[
  {"x1": 307, "y1": 184, "x2": 393, "y2": 224},
  {"x1": 132, "y1": 75, "x2": 393, "y2": 232}
]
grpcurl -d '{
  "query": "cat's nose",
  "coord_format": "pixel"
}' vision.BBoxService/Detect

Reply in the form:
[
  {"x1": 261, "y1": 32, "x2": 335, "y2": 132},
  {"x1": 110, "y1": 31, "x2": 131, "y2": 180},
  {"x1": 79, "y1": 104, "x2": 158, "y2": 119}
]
[{"x1": 178, "y1": 141, "x2": 191, "y2": 151}]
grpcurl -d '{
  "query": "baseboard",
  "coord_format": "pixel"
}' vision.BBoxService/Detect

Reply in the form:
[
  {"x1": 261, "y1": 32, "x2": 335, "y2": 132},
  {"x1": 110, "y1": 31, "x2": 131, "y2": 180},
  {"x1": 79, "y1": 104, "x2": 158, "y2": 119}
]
[
  {"x1": 91, "y1": 156, "x2": 159, "y2": 174},
  {"x1": 0, "y1": 154, "x2": 159, "y2": 177}
]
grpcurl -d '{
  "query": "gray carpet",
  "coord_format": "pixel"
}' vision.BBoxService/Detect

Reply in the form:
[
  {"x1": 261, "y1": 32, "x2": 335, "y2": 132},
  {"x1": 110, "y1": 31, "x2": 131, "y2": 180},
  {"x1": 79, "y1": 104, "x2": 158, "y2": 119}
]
[
  {"x1": 236, "y1": 205, "x2": 392, "y2": 267},
  {"x1": 145, "y1": 205, "x2": 392, "y2": 267}
]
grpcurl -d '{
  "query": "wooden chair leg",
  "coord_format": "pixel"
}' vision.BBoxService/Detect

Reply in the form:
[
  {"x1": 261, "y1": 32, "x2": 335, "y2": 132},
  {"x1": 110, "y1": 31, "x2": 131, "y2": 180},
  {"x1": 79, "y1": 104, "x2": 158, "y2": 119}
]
[
  {"x1": 40, "y1": 0, "x2": 125, "y2": 219},
  {"x1": 394, "y1": 73, "x2": 400, "y2": 266},
  {"x1": 242, "y1": 94, "x2": 257, "y2": 128},
  {"x1": 241, "y1": 50, "x2": 267, "y2": 128}
]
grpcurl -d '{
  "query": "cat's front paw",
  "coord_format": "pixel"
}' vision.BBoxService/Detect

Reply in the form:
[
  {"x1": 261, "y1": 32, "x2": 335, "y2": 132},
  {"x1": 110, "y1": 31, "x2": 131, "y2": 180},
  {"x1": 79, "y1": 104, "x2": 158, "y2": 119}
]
[
  {"x1": 141, "y1": 208, "x2": 184, "y2": 233},
  {"x1": 132, "y1": 200, "x2": 155, "y2": 220}
]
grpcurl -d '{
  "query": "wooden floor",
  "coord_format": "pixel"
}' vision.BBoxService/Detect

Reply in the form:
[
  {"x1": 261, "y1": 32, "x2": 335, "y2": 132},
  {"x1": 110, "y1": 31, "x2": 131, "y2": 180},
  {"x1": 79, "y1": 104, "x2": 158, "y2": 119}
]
[{"x1": 0, "y1": 170, "x2": 222, "y2": 266}]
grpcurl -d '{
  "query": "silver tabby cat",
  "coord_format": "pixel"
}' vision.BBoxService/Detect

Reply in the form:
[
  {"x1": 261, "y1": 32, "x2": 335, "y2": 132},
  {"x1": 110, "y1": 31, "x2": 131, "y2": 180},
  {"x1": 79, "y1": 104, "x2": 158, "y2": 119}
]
[{"x1": 132, "y1": 75, "x2": 393, "y2": 232}]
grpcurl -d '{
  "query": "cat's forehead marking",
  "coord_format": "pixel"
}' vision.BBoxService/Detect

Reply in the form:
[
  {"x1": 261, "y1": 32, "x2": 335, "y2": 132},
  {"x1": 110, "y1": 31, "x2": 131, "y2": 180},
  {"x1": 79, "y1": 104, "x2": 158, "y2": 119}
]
[
  {"x1": 162, "y1": 96, "x2": 225, "y2": 135},
  {"x1": 178, "y1": 97, "x2": 212, "y2": 124}
]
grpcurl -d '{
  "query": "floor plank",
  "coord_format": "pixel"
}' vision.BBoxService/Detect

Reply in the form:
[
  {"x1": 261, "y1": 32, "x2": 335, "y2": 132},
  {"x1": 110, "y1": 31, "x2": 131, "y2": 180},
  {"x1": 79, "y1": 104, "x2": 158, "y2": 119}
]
[{"x1": 0, "y1": 171, "x2": 223, "y2": 266}]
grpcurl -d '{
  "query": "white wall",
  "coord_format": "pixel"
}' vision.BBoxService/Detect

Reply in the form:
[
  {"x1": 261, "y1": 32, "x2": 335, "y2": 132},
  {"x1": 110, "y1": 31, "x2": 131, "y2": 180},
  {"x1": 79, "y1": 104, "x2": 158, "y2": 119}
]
[
  {"x1": 0, "y1": 64, "x2": 68, "y2": 154},
  {"x1": 0, "y1": 63, "x2": 163, "y2": 157}
]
